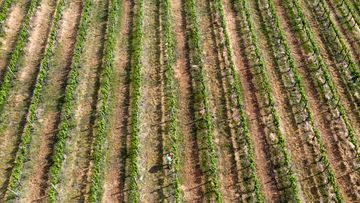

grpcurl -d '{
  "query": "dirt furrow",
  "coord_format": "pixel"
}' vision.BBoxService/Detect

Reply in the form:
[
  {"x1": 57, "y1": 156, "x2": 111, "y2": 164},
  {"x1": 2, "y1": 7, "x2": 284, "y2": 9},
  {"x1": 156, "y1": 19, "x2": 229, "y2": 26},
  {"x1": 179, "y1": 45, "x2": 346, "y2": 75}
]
[
  {"x1": 54, "y1": 0, "x2": 108, "y2": 201},
  {"x1": 272, "y1": 0, "x2": 358, "y2": 201},
  {"x1": 102, "y1": 0, "x2": 131, "y2": 202},
  {"x1": 15, "y1": 1, "x2": 83, "y2": 201},
  {"x1": 171, "y1": 0, "x2": 206, "y2": 202},
  {"x1": 222, "y1": 0, "x2": 281, "y2": 201},
  {"x1": 0, "y1": 0, "x2": 55, "y2": 194},
  {"x1": 297, "y1": 0, "x2": 360, "y2": 137},
  {"x1": 0, "y1": 0, "x2": 27, "y2": 78}
]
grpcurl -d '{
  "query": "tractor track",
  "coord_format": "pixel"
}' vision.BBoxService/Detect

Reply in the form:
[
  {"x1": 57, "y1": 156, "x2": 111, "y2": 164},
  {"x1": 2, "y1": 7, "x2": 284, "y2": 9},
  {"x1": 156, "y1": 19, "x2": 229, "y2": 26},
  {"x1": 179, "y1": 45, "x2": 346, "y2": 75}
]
[{"x1": 136, "y1": 0, "x2": 166, "y2": 201}]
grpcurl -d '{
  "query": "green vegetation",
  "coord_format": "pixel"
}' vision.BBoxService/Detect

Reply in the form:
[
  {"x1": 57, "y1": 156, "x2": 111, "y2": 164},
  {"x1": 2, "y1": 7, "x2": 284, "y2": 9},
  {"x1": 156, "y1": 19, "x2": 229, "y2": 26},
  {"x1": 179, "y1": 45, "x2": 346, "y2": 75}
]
[
  {"x1": 4, "y1": 0, "x2": 65, "y2": 199},
  {"x1": 210, "y1": 0, "x2": 264, "y2": 201},
  {"x1": 0, "y1": 0, "x2": 358, "y2": 201},
  {"x1": 88, "y1": 0, "x2": 119, "y2": 201},
  {"x1": 184, "y1": 0, "x2": 221, "y2": 201},
  {"x1": 161, "y1": 0, "x2": 181, "y2": 201},
  {"x1": 0, "y1": 0, "x2": 13, "y2": 30},
  {"x1": 47, "y1": 0, "x2": 93, "y2": 201},
  {"x1": 127, "y1": 0, "x2": 144, "y2": 201},
  {"x1": 232, "y1": 0, "x2": 301, "y2": 201},
  {"x1": 0, "y1": 0, "x2": 39, "y2": 111},
  {"x1": 282, "y1": 0, "x2": 359, "y2": 162},
  {"x1": 255, "y1": 0, "x2": 343, "y2": 201}
]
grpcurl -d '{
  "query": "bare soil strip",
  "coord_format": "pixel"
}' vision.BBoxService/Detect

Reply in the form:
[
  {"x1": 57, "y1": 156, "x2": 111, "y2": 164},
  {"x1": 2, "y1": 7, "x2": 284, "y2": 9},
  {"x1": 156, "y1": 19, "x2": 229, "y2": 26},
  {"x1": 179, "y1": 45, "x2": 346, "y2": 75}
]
[
  {"x1": 14, "y1": 1, "x2": 83, "y2": 201},
  {"x1": 52, "y1": 0, "x2": 108, "y2": 201},
  {"x1": 0, "y1": 0, "x2": 27, "y2": 80},
  {"x1": 102, "y1": 0, "x2": 131, "y2": 201},
  {"x1": 297, "y1": 0, "x2": 360, "y2": 136},
  {"x1": 273, "y1": 0, "x2": 359, "y2": 201},
  {"x1": 171, "y1": 0, "x2": 206, "y2": 201},
  {"x1": 0, "y1": 0, "x2": 55, "y2": 196},
  {"x1": 221, "y1": 0, "x2": 283, "y2": 201}
]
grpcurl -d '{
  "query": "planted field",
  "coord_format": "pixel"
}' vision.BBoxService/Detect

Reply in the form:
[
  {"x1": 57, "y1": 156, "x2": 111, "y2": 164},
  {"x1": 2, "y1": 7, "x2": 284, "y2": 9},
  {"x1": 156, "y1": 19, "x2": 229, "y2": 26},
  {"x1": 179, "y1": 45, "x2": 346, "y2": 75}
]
[{"x1": 0, "y1": 0, "x2": 358, "y2": 202}]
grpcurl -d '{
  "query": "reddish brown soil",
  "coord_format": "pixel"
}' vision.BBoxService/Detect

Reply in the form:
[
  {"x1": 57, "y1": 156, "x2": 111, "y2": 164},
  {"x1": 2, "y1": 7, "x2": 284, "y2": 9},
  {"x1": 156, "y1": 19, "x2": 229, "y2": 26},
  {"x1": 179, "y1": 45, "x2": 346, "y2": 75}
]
[{"x1": 0, "y1": 0, "x2": 359, "y2": 201}]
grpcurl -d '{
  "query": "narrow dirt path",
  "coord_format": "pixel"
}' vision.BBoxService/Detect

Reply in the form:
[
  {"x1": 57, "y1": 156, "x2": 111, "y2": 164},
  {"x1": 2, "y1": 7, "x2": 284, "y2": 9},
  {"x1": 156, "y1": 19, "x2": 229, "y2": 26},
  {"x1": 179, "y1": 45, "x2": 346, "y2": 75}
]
[
  {"x1": 102, "y1": 0, "x2": 131, "y2": 202},
  {"x1": 0, "y1": 0, "x2": 27, "y2": 77},
  {"x1": 222, "y1": 0, "x2": 293, "y2": 201},
  {"x1": 0, "y1": 0, "x2": 55, "y2": 194},
  {"x1": 297, "y1": 0, "x2": 360, "y2": 137},
  {"x1": 171, "y1": 0, "x2": 206, "y2": 201},
  {"x1": 272, "y1": 0, "x2": 358, "y2": 201},
  {"x1": 54, "y1": 0, "x2": 108, "y2": 201},
  {"x1": 16, "y1": 1, "x2": 83, "y2": 201}
]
